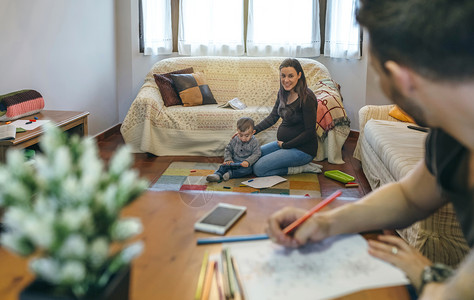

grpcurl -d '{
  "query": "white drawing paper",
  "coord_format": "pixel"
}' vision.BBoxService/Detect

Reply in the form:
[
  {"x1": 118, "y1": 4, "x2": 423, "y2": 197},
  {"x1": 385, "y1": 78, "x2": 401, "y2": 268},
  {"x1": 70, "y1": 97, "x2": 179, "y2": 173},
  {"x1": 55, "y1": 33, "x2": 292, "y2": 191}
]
[
  {"x1": 10, "y1": 119, "x2": 50, "y2": 131},
  {"x1": 227, "y1": 234, "x2": 409, "y2": 300},
  {"x1": 241, "y1": 176, "x2": 287, "y2": 189}
]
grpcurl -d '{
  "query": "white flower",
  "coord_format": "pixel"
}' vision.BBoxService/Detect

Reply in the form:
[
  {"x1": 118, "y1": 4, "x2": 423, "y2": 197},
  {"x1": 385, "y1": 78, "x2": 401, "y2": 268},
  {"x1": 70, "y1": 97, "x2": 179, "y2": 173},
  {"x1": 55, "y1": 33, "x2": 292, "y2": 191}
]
[
  {"x1": 3, "y1": 207, "x2": 30, "y2": 230},
  {"x1": 53, "y1": 146, "x2": 72, "y2": 178},
  {"x1": 60, "y1": 208, "x2": 92, "y2": 232},
  {"x1": 89, "y1": 237, "x2": 109, "y2": 268},
  {"x1": 39, "y1": 123, "x2": 63, "y2": 156},
  {"x1": 102, "y1": 184, "x2": 119, "y2": 215},
  {"x1": 34, "y1": 155, "x2": 55, "y2": 181},
  {"x1": 6, "y1": 150, "x2": 25, "y2": 173},
  {"x1": 58, "y1": 235, "x2": 87, "y2": 259},
  {"x1": 59, "y1": 260, "x2": 86, "y2": 284},
  {"x1": 111, "y1": 218, "x2": 143, "y2": 241},
  {"x1": 0, "y1": 232, "x2": 34, "y2": 256},
  {"x1": 23, "y1": 216, "x2": 55, "y2": 249},
  {"x1": 119, "y1": 241, "x2": 144, "y2": 264},
  {"x1": 30, "y1": 258, "x2": 61, "y2": 283},
  {"x1": 109, "y1": 145, "x2": 132, "y2": 175}
]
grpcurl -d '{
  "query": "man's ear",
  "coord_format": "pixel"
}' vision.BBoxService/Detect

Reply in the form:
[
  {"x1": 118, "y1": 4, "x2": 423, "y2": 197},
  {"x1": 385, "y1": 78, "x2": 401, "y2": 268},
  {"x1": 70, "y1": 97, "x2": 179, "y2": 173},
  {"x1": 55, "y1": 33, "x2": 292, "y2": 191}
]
[{"x1": 384, "y1": 61, "x2": 416, "y2": 97}]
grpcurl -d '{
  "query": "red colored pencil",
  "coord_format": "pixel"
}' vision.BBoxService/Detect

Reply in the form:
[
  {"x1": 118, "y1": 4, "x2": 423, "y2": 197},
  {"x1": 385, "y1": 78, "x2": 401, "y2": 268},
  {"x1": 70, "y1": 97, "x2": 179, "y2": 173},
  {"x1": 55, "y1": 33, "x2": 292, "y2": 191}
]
[{"x1": 282, "y1": 190, "x2": 342, "y2": 235}]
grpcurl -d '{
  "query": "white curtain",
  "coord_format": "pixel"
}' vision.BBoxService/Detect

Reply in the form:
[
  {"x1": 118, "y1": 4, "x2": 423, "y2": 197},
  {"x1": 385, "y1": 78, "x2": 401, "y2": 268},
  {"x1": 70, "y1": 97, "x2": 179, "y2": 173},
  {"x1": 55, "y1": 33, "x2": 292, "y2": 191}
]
[
  {"x1": 178, "y1": 0, "x2": 244, "y2": 56},
  {"x1": 324, "y1": 0, "x2": 361, "y2": 59},
  {"x1": 142, "y1": 0, "x2": 172, "y2": 55},
  {"x1": 247, "y1": 0, "x2": 320, "y2": 57}
]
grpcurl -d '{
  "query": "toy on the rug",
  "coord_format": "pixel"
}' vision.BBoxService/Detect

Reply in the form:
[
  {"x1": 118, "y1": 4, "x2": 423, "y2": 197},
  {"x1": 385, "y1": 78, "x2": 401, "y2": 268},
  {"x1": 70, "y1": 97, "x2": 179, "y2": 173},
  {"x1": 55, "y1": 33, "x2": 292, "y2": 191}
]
[{"x1": 324, "y1": 170, "x2": 357, "y2": 187}]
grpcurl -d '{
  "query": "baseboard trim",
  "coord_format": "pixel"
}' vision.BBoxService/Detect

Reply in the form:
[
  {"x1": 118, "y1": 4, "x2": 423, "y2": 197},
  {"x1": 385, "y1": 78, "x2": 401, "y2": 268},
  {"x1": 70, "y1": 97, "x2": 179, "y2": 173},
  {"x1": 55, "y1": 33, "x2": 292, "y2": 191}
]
[
  {"x1": 349, "y1": 130, "x2": 359, "y2": 139},
  {"x1": 94, "y1": 123, "x2": 122, "y2": 141},
  {"x1": 93, "y1": 125, "x2": 360, "y2": 142}
]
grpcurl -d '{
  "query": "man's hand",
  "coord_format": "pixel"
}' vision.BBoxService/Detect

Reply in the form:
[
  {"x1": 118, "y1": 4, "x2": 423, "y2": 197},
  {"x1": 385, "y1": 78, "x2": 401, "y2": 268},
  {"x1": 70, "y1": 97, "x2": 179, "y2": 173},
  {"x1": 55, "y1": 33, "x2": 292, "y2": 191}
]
[
  {"x1": 265, "y1": 207, "x2": 331, "y2": 248},
  {"x1": 241, "y1": 161, "x2": 249, "y2": 168},
  {"x1": 277, "y1": 141, "x2": 284, "y2": 148},
  {"x1": 368, "y1": 234, "x2": 431, "y2": 289}
]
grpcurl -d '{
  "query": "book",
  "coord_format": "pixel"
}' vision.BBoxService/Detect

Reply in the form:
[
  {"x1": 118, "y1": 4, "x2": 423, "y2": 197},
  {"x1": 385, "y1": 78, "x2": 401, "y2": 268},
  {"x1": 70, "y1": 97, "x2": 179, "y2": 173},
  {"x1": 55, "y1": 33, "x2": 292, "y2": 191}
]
[
  {"x1": 0, "y1": 124, "x2": 16, "y2": 141},
  {"x1": 218, "y1": 97, "x2": 247, "y2": 110}
]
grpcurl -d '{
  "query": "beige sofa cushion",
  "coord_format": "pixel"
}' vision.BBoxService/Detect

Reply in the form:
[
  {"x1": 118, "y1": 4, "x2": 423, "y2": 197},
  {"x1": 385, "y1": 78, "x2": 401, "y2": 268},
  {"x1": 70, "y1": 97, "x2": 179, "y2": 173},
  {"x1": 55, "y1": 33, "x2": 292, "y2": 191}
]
[{"x1": 364, "y1": 119, "x2": 426, "y2": 181}]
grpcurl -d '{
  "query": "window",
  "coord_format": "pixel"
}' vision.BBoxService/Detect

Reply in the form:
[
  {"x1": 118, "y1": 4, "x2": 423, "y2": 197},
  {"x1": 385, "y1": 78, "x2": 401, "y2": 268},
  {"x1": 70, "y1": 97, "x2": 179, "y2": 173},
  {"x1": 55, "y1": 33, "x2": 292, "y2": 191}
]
[
  {"x1": 178, "y1": 0, "x2": 244, "y2": 56},
  {"x1": 140, "y1": 0, "x2": 361, "y2": 59},
  {"x1": 139, "y1": 0, "x2": 172, "y2": 55},
  {"x1": 324, "y1": 0, "x2": 361, "y2": 59},
  {"x1": 247, "y1": 0, "x2": 320, "y2": 57}
]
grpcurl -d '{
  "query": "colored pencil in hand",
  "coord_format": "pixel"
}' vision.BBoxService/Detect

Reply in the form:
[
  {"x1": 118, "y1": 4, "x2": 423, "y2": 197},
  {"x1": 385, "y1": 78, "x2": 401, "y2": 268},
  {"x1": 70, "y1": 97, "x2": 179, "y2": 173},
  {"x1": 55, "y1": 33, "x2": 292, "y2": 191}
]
[{"x1": 282, "y1": 190, "x2": 342, "y2": 235}]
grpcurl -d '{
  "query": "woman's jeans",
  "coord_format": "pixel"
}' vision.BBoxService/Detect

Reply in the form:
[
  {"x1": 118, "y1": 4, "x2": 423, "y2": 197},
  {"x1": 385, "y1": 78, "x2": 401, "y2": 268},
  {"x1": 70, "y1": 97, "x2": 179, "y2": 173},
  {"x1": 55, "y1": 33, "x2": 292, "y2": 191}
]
[{"x1": 252, "y1": 141, "x2": 313, "y2": 177}]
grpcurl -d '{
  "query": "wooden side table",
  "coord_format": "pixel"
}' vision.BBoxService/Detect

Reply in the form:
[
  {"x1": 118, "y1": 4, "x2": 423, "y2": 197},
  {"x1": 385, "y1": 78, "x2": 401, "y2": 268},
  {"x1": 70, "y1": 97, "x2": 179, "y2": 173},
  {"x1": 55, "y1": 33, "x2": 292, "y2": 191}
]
[{"x1": 0, "y1": 110, "x2": 89, "y2": 162}]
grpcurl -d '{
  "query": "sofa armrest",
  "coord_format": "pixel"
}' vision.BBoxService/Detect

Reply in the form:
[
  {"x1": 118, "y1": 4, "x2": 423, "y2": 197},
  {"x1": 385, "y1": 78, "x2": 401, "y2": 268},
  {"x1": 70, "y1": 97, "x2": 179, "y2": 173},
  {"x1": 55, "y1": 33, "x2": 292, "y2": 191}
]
[
  {"x1": 354, "y1": 104, "x2": 399, "y2": 160},
  {"x1": 358, "y1": 104, "x2": 399, "y2": 130},
  {"x1": 121, "y1": 83, "x2": 165, "y2": 141}
]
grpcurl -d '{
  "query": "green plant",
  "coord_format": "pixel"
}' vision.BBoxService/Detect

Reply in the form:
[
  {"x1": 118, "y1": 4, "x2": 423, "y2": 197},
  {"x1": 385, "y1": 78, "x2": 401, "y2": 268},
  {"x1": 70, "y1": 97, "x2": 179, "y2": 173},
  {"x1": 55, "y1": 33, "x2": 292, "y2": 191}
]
[{"x1": 0, "y1": 123, "x2": 149, "y2": 297}]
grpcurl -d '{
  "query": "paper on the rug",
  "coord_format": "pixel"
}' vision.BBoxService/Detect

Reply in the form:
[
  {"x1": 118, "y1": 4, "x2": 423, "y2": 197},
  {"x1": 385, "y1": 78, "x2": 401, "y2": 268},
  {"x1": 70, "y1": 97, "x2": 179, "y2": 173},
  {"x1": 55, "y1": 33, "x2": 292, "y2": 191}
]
[
  {"x1": 227, "y1": 234, "x2": 409, "y2": 300},
  {"x1": 10, "y1": 119, "x2": 50, "y2": 131},
  {"x1": 241, "y1": 175, "x2": 287, "y2": 189}
]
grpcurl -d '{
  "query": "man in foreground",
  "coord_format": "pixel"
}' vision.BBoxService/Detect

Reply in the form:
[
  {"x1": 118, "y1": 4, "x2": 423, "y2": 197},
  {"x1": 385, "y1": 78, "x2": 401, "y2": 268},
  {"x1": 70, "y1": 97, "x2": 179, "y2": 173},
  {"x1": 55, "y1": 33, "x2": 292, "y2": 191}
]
[{"x1": 266, "y1": 1, "x2": 474, "y2": 299}]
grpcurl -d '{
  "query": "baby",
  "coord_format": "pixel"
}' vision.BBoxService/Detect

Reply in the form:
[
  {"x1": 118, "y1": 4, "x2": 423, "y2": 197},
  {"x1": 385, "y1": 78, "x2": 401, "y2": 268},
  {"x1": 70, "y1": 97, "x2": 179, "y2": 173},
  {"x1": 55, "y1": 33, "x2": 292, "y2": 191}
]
[{"x1": 207, "y1": 117, "x2": 261, "y2": 182}]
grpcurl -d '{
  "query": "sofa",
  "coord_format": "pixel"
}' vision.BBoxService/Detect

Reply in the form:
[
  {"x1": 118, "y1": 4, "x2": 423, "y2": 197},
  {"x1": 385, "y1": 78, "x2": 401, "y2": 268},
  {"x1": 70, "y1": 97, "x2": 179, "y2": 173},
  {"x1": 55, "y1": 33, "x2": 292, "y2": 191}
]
[
  {"x1": 354, "y1": 104, "x2": 469, "y2": 266},
  {"x1": 120, "y1": 56, "x2": 351, "y2": 164}
]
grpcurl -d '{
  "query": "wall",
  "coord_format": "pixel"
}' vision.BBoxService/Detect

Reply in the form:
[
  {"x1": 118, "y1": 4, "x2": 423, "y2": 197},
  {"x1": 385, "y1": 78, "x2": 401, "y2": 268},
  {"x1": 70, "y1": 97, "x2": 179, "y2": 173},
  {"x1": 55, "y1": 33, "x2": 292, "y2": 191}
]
[{"x1": 0, "y1": 0, "x2": 117, "y2": 135}]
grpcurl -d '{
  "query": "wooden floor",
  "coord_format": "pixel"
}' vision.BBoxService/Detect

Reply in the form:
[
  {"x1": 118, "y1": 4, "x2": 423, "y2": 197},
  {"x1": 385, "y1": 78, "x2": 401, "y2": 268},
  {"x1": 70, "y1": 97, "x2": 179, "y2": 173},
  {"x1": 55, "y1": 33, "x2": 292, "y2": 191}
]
[{"x1": 96, "y1": 127, "x2": 372, "y2": 199}]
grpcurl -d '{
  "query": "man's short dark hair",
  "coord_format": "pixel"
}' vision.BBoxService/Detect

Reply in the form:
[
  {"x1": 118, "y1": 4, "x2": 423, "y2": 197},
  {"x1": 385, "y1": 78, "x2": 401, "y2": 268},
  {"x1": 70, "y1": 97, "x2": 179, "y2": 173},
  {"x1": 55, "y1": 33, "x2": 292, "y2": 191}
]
[
  {"x1": 237, "y1": 117, "x2": 255, "y2": 132},
  {"x1": 357, "y1": 0, "x2": 474, "y2": 82}
]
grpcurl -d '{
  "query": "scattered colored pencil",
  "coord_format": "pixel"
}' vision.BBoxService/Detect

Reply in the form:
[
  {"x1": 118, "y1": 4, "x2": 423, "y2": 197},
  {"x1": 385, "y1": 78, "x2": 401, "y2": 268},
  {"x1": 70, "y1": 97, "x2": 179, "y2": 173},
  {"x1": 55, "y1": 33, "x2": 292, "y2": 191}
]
[{"x1": 195, "y1": 250, "x2": 209, "y2": 300}]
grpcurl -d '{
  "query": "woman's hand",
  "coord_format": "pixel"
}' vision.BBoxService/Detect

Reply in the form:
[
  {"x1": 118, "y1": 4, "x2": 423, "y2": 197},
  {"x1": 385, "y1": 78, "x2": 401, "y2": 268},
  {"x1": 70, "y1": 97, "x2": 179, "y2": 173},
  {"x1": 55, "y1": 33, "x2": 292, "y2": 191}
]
[
  {"x1": 277, "y1": 141, "x2": 284, "y2": 148},
  {"x1": 231, "y1": 131, "x2": 238, "y2": 139},
  {"x1": 265, "y1": 207, "x2": 331, "y2": 248},
  {"x1": 223, "y1": 160, "x2": 234, "y2": 165},
  {"x1": 368, "y1": 234, "x2": 431, "y2": 290}
]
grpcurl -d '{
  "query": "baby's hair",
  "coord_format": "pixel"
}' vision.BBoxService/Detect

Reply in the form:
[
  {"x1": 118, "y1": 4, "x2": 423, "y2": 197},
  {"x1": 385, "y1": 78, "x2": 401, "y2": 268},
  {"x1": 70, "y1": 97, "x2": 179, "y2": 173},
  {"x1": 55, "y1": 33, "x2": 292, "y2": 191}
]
[{"x1": 237, "y1": 117, "x2": 255, "y2": 132}]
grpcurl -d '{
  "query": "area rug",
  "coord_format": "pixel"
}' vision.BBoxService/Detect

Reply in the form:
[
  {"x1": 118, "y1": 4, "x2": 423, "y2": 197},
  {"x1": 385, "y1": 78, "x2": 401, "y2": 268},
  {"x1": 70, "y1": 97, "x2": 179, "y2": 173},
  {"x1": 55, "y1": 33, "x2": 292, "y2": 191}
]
[{"x1": 149, "y1": 162, "x2": 321, "y2": 197}]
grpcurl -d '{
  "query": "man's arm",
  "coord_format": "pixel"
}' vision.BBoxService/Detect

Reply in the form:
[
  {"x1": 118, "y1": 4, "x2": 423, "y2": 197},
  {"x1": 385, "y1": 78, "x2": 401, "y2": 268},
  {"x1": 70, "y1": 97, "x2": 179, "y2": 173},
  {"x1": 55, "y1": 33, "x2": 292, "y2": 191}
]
[
  {"x1": 325, "y1": 160, "x2": 446, "y2": 237},
  {"x1": 267, "y1": 160, "x2": 448, "y2": 246}
]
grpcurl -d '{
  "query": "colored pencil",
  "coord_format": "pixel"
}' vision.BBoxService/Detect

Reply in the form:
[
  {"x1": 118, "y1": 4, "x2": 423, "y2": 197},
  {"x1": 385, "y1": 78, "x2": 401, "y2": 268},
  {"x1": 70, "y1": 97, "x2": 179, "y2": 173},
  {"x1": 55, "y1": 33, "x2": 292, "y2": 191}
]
[
  {"x1": 231, "y1": 256, "x2": 245, "y2": 300},
  {"x1": 202, "y1": 260, "x2": 216, "y2": 300},
  {"x1": 224, "y1": 248, "x2": 235, "y2": 298},
  {"x1": 195, "y1": 250, "x2": 209, "y2": 300},
  {"x1": 197, "y1": 234, "x2": 269, "y2": 245},
  {"x1": 221, "y1": 249, "x2": 232, "y2": 299},
  {"x1": 282, "y1": 190, "x2": 342, "y2": 235},
  {"x1": 214, "y1": 259, "x2": 225, "y2": 300}
]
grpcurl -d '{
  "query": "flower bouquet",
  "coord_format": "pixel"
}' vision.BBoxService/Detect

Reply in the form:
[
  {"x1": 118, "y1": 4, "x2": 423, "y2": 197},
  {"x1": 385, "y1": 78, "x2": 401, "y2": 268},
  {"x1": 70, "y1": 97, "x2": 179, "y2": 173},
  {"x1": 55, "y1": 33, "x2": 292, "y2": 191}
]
[{"x1": 0, "y1": 123, "x2": 149, "y2": 299}]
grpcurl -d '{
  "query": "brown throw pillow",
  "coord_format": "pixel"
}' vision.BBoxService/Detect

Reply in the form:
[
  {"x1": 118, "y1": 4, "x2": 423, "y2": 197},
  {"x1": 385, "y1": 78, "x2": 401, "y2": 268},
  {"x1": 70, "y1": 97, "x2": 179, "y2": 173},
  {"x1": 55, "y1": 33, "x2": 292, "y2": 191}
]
[
  {"x1": 153, "y1": 67, "x2": 194, "y2": 107},
  {"x1": 169, "y1": 72, "x2": 217, "y2": 107}
]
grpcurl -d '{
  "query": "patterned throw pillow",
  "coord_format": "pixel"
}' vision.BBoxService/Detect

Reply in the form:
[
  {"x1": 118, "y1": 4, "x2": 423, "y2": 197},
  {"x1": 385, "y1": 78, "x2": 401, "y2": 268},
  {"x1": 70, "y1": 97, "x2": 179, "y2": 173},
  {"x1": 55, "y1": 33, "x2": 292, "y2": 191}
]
[
  {"x1": 153, "y1": 67, "x2": 194, "y2": 107},
  {"x1": 169, "y1": 72, "x2": 217, "y2": 107}
]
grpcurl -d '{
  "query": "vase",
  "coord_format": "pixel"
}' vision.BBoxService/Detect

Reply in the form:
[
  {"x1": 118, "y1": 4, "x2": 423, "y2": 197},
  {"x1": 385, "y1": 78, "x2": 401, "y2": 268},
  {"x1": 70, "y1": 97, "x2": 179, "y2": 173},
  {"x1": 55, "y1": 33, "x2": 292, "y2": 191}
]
[{"x1": 19, "y1": 266, "x2": 130, "y2": 300}]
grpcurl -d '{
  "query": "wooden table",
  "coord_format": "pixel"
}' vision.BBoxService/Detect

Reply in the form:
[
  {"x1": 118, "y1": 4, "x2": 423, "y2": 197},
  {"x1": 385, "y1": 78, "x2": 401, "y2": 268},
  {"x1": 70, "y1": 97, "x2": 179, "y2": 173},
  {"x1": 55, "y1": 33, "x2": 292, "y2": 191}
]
[
  {"x1": 0, "y1": 110, "x2": 89, "y2": 162},
  {"x1": 0, "y1": 191, "x2": 411, "y2": 300}
]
